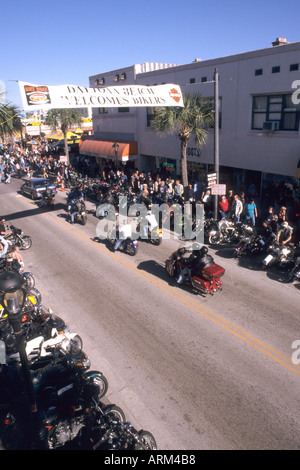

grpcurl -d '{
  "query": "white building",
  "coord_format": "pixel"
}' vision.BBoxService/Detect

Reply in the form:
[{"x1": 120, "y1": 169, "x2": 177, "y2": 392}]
[{"x1": 82, "y1": 38, "x2": 300, "y2": 195}]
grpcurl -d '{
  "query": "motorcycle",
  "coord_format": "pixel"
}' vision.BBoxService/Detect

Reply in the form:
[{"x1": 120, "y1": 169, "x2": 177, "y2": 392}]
[
  {"x1": 136, "y1": 221, "x2": 163, "y2": 245},
  {"x1": 287, "y1": 242, "x2": 300, "y2": 282},
  {"x1": 165, "y1": 249, "x2": 225, "y2": 295},
  {"x1": 0, "y1": 343, "x2": 109, "y2": 450},
  {"x1": 91, "y1": 412, "x2": 157, "y2": 450},
  {"x1": 288, "y1": 256, "x2": 300, "y2": 282},
  {"x1": 107, "y1": 226, "x2": 139, "y2": 256},
  {"x1": 4, "y1": 225, "x2": 32, "y2": 250},
  {"x1": 206, "y1": 217, "x2": 251, "y2": 245},
  {"x1": 0, "y1": 257, "x2": 35, "y2": 289},
  {"x1": 233, "y1": 232, "x2": 276, "y2": 258},
  {"x1": 39, "y1": 194, "x2": 55, "y2": 210},
  {"x1": 68, "y1": 205, "x2": 87, "y2": 226},
  {"x1": 262, "y1": 243, "x2": 295, "y2": 269},
  {"x1": 2, "y1": 305, "x2": 83, "y2": 366}
]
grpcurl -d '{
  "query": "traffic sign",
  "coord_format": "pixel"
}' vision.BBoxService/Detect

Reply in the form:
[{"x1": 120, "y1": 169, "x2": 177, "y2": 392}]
[{"x1": 211, "y1": 184, "x2": 226, "y2": 195}]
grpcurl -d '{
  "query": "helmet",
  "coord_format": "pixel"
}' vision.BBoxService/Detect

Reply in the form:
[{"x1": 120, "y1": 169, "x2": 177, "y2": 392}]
[
  {"x1": 200, "y1": 246, "x2": 208, "y2": 256},
  {"x1": 192, "y1": 242, "x2": 201, "y2": 251}
]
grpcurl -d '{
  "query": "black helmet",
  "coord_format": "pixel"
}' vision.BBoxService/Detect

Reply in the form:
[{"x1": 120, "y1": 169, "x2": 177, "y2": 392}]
[{"x1": 200, "y1": 246, "x2": 208, "y2": 256}]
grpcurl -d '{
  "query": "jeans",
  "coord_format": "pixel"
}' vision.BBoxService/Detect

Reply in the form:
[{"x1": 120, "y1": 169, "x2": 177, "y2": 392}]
[
  {"x1": 114, "y1": 237, "x2": 126, "y2": 250},
  {"x1": 246, "y1": 215, "x2": 255, "y2": 226},
  {"x1": 71, "y1": 211, "x2": 79, "y2": 223}
]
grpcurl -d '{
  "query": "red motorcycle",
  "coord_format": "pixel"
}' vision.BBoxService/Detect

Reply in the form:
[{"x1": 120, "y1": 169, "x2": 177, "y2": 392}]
[{"x1": 165, "y1": 248, "x2": 225, "y2": 295}]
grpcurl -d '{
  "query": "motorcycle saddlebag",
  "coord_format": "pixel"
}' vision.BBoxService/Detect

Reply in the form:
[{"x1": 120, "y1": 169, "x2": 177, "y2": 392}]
[{"x1": 202, "y1": 264, "x2": 225, "y2": 280}]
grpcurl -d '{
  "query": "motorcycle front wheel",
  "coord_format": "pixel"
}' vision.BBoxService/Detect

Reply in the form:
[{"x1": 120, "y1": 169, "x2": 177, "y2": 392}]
[
  {"x1": 102, "y1": 404, "x2": 126, "y2": 423},
  {"x1": 24, "y1": 273, "x2": 35, "y2": 289},
  {"x1": 87, "y1": 372, "x2": 109, "y2": 399},
  {"x1": 20, "y1": 236, "x2": 32, "y2": 250},
  {"x1": 208, "y1": 233, "x2": 220, "y2": 245},
  {"x1": 81, "y1": 215, "x2": 87, "y2": 226},
  {"x1": 134, "y1": 430, "x2": 157, "y2": 450},
  {"x1": 126, "y1": 243, "x2": 138, "y2": 256}
]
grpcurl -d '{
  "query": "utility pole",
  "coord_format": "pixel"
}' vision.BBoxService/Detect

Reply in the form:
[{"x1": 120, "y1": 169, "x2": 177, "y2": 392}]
[{"x1": 213, "y1": 68, "x2": 220, "y2": 220}]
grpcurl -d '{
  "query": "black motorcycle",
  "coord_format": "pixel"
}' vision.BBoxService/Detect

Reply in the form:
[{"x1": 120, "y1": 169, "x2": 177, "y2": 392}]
[
  {"x1": 4, "y1": 225, "x2": 32, "y2": 250},
  {"x1": 90, "y1": 405, "x2": 157, "y2": 450},
  {"x1": 287, "y1": 242, "x2": 300, "y2": 282},
  {"x1": 0, "y1": 344, "x2": 109, "y2": 450},
  {"x1": 233, "y1": 232, "x2": 276, "y2": 258},
  {"x1": 0, "y1": 257, "x2": 35, "y2": 289}
]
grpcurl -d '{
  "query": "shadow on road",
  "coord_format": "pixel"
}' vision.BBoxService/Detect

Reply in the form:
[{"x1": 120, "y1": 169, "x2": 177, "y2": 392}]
[{"x1": 1, "y1": 203, "x2": 66, "y2": 223}]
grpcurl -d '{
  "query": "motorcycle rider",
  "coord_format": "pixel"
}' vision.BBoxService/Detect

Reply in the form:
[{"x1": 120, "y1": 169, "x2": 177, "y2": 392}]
[
  {"x1": 70, "y1": 195, "x2": 85, "y2": 224},
  {"x1": 0, "y1": 235, "x2": 9, "y2": 259},
  {"x1": 176, "y1": 243, "x2": 214, "y2": 284},
  {"x1": 141, "y1": 210, "x2": 159, "y2": 238},
  {"x1": 40, "y1": 185, "x2": 53, "y2": 207},
  {"x1": 0, "y1": 219, "x2": 12, "y2": 237},
  {"x1": 276, "y1": 221, "x2": 293, "y2": 245},
  {"x1": 113, "y1": 218, "x2": 132, "y2": 252},
  {"x1": 7, "y1": 245, "x2": 25, "y2": 272}
]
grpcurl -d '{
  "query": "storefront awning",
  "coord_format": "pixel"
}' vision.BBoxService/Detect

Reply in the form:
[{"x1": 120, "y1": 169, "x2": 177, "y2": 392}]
[{"x1": 79, "y1": 139, "x2": 138, "y2": 162}]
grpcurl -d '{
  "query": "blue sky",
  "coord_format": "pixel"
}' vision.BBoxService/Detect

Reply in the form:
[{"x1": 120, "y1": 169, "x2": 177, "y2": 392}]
[{"x1": 1, "y1": 0, "x2": 299, "y2": 110}]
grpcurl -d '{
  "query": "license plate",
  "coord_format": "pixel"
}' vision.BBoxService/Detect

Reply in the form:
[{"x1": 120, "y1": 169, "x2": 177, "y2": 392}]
[{"x1": 264, "y1": 254, "x2": 273, "y2": 264}]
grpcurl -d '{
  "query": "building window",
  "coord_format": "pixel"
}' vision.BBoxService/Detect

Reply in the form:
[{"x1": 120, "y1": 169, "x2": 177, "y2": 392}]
[
  {"x1": 98, "y1": 108, "x2": 108, "y2": 114},
  {"x1": 146, "y1": 107, "x2": 155, "y2": 128},
  {"x1": 252, "y1": 94, "x2": 299, "y2": 131},
  {"x1": 290, "y1": 63, "x2": 299, "y2": 71},
  {"x1": 118, "y1": 107, "x2": 129, "y2": 113},
  {"x1": 189, "y1": 78, "x2": 195, "y2": 84},
  {"x1": 255, "y1": 68, "x2": 263, "y2": 76},
  {"x1": 272, "y1": 66, "x2": 280, "y2": 73},
  {"x1": 201, "y1": 77, "x2": 207, "y2": 83}
]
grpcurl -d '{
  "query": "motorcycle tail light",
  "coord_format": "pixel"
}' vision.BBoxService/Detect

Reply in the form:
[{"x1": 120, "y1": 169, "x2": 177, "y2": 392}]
[{"x1": 21, "y1": 314, "x2": 30, "y2": 323}]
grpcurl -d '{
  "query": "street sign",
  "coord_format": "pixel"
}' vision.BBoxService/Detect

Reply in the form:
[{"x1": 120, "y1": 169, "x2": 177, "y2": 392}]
[
  {"x1": 211, "y1": 184, "x2": 226, "y2": 195},
  {"x1": 207, "y1": 172, "x2": 217, "y2": 187}
]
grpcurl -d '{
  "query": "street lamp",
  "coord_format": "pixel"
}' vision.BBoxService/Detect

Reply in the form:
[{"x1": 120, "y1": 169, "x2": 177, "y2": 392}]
[
  {"x1": 112, "y1": 142, "x2": 119, "y2": 170},
  {"x1": 0, "y1": 271, "x2": 48, "y2": 449}
]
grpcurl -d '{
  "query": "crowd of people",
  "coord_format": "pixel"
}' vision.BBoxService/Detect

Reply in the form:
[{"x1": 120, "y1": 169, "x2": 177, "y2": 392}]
[{"x1": 1, "y1": 140, "x2": 300, "y2": 243}]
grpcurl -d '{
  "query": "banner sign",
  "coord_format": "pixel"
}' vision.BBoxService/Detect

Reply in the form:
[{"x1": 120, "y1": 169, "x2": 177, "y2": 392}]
[{"x1": 18, "y1": 81, "x2": 184, "y2": 110}]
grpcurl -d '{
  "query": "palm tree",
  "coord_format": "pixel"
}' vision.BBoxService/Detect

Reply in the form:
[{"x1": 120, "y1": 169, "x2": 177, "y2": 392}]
[
  {"x1": 0, "y1": 93, "x2": 23, "y2": 142},
  {"x1": 45, "y1": 108, "x2": 83, "y2": 164},
  {"x1": 151, "y1": 93, "x2": 214, "y2": 200}
]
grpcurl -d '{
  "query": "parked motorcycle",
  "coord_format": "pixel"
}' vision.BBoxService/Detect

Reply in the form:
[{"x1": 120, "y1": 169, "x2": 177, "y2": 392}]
[
  {"x1": 233, "y1": 232, "x2": 276, "y2": 258},
  {"x1": 91, "y1": 412, "x2": 157, "y2": 450},
  {"x1": 288, "y1": 256, "x2": 300, "y2": 282},
  {"x1": 0, "y1": 343, "x2": 109, "y2": 450},
  {"x1": 0, "y1": 257, "x2": 35, "y2": 289},
  {"x1": 165, "y1": 248, "x2": 225, "y2": 295},
  {"x1": 4, "y1": 225, "x2": 32, "y2": 250},
  {"x1": 206, "y1": 217, "x2": 252, "y2": 245},
  {"x1": 287, "y1": 242, "x2": 300, "y2": 282},
  {"x1": 262, "y1": 243, "x2": 295, "y2": 269}
]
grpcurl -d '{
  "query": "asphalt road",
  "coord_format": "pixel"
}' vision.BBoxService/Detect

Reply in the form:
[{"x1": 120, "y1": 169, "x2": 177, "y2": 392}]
[{"x1": 1, "y1": 176, "x2": 299, "y2": 450}]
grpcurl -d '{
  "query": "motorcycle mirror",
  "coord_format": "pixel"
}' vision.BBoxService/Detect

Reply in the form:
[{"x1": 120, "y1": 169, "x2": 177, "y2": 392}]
[{"x1": 0, "y1": 340, "x2": 6, "y2": 364}]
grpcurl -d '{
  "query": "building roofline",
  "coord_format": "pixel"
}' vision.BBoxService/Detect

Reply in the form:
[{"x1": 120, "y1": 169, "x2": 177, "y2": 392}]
[{"x1": 136, "y1": 40, "x2": 300, "y2": 77}]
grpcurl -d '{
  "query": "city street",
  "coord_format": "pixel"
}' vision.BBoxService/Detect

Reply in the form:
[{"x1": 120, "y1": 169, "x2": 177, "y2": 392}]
[{"x1": 1, "y1": 177, "x2": 299, "y2": 450}]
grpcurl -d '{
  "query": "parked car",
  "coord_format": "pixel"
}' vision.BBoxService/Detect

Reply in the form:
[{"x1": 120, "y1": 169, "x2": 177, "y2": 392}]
[{"x1": 20, "y1": 178, "x2": 56, "y2": 199}]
